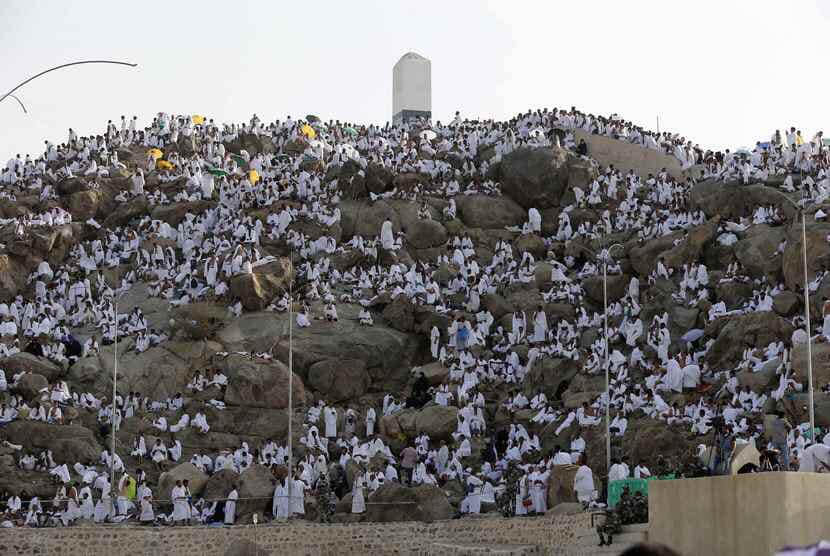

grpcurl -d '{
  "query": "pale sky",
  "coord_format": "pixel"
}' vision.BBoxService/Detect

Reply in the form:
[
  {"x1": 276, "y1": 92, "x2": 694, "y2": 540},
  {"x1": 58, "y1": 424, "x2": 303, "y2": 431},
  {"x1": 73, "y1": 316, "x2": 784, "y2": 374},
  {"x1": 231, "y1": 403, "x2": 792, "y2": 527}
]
[{"x1": 2, "y1": 0, "x2": 828, "y2": 160}]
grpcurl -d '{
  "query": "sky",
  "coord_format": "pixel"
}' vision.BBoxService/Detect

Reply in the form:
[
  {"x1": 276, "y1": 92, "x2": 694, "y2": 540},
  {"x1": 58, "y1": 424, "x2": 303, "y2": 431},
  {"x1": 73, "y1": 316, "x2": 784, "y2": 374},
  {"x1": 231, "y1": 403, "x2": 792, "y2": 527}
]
[{"x1": 1, "y1": 0, "x2": 828, "y2": 160}]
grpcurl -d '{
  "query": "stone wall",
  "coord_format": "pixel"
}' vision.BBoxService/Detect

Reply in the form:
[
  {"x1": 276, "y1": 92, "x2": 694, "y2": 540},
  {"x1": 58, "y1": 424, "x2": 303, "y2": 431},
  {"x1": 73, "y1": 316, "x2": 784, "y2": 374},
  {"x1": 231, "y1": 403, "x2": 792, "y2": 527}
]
[{"x1": 4, "y1": 513, "x2": 594, "y2": 556}]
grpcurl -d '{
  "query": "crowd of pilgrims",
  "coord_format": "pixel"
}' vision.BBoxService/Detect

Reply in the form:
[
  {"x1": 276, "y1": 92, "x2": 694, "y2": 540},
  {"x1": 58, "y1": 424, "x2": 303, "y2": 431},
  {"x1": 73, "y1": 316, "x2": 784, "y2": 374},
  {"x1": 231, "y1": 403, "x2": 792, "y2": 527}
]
[{"x1": 0, "y1": 105, "x2": 829, "y2": 527}]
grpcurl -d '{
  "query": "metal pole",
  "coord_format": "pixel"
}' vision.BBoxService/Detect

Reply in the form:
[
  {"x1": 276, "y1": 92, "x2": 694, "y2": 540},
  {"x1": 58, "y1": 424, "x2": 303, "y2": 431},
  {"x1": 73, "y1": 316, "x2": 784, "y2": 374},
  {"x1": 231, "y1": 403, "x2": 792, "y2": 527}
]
[
  {"x1": 110, "y1": 279, "x2": 118, "y2": 515},
  {"x1": 602, "y1": 256, "x2": 611, "y2": 475},
  {"x1": 287, "y1": 252, "x2": 293, "y2": 516},
  {"x1": 0, "y1": 60, "x2": 137, "y2": 107},
  {"x1": 803, "y1": 211, "x2": 816, "y2": 440},
  {"x1": 656, "y1": 116, "x2": 660, "y2": 135}
]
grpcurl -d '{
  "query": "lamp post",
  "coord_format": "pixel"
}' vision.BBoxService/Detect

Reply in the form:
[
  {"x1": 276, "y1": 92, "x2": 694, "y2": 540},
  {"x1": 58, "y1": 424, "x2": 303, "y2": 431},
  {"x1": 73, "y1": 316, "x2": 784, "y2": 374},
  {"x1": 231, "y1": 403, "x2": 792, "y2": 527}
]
[
  {"x1": 286, "y1": 251, "x2": 294, "y2": 518},
  {"x1": 780, "y1": 194, "x2": 815, "y2": 440},
  {"x1": 568, "y1": 241, "x2": 624, "y2": 475},
  {"x1": 109, "y1": 268, "x2": 122, "y2": 516}
]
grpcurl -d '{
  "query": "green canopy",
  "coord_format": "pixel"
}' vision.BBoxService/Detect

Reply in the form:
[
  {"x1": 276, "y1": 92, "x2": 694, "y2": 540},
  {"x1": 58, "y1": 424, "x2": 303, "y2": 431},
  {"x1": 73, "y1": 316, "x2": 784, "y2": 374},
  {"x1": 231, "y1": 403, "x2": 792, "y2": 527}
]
[{"x1": 207, "y1": 168, "x2": 228, "y2": 177}]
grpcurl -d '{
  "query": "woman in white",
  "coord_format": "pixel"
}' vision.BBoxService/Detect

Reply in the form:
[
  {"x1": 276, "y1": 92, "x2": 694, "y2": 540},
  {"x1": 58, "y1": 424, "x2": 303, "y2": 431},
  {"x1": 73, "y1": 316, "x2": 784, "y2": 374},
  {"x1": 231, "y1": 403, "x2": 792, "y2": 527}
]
[
  {"x1": 224, "y1": 486, "x2": 238, "y2": 524},
  {"x1": 351, "y1": 472, "x2": 366, "y2": 514},
  {"x1": 139, "y1": 484, "x2": 154, "y2": 524}
]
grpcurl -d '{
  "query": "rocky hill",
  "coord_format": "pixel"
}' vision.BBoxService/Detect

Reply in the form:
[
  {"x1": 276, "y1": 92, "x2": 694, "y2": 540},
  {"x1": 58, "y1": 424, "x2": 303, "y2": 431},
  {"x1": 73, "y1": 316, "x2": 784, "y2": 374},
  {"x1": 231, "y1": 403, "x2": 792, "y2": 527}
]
[{"x1": 0, "y1": 110, "x2": 825, "y2": 525}]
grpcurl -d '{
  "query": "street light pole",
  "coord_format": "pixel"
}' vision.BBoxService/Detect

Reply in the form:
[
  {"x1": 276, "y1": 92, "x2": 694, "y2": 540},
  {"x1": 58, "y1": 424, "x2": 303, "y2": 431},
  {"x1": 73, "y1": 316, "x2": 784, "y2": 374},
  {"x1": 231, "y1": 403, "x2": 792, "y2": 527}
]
[
  {"x1": 802, "y1": 211, "x2": 816, "y2": 439},
  {"x1": 286, "y1": 252, "x2": 294, "y2": 518},
  {"x1": 0, "y1": 60, "x2": 137, "y2": 109},
  {"x1": 602, "y1": 254, "x2": 611, "y2": 475},
  {"x1": 569, "y1": 241, "x2": 623, "y2": 475},
  {"x1": 109, "y1": 270, "x2": 120, "y2": 516},
  {"x1": 781, "y1": 194, "x2": 815, "y2": 440}
]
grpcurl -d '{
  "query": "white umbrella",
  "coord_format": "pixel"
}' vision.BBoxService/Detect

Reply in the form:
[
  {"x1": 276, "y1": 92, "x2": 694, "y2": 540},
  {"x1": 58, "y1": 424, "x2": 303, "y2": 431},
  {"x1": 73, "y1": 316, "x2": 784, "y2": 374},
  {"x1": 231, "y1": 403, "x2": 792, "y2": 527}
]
[
  {"x1": 419, "y1": 130, "x2": 438, "y2": 141},
  {"x1": 681, "y1": 329, "x2": 705, "y2": 343}
]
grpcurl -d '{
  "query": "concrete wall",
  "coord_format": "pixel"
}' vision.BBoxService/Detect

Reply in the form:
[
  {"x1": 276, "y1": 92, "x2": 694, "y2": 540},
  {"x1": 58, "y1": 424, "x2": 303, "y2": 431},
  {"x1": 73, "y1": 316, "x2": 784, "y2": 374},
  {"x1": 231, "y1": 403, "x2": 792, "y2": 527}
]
[
  {"x1": 3, "y1": 513, "x2": 595, "y2": 556},
  {"x1": 573, "y1": 129, "x2": 685, "y2": 180},
  {"x1": 649, "y1": 473, "x2": 830, "y2": 556}
]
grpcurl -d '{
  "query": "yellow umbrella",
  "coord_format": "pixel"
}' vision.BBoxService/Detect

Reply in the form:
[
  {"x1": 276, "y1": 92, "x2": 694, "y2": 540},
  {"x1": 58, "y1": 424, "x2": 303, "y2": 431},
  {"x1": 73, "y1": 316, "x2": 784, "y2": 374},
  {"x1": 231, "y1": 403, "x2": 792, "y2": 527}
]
[
  {"x1": 192, "y1": 115, "x2": 205, "y2": 125},
  {"x1": 157, "y1": 159, "x2": 174, "y2": 170},
  {"x1": 249, "y1": 169, "x2": 260, "y2": 184},
  {"x1": 301, "y1": 124, "x2": 316, "y2": 139},
  {"x1": 147, "y1": 148, "x2": 163, "y2": 160}
]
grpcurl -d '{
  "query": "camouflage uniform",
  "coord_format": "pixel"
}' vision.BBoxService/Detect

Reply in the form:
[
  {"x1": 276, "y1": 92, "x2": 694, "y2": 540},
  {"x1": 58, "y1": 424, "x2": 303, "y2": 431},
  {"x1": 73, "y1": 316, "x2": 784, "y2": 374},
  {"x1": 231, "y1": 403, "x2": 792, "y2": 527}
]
[
  {"x1": 597, "y1": 508, "x2": 621, "y2": 546},
  {"x1": 315, "y1": 473, "x2": 336, "y2": 523},
  {"x1": 597, "y1": 487, "x2": 648, "y2": 545},
  {"x1": 497, "y1": 461, "x2": 521, "y2": 517}
]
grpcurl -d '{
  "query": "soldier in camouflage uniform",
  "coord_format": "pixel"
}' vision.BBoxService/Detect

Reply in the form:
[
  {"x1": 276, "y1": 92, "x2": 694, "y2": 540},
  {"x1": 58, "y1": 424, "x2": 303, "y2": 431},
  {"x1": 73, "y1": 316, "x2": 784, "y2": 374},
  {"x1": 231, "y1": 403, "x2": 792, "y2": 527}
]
[
  {"x1": 597, "y1": 486, "x2": 649, "y2": 546},
  {"x1": 315, "y1": 472, "x2": 336, "y2": 523},
  {"x1": 497, "y1": 461, "x2": 522, "y2": 517}
]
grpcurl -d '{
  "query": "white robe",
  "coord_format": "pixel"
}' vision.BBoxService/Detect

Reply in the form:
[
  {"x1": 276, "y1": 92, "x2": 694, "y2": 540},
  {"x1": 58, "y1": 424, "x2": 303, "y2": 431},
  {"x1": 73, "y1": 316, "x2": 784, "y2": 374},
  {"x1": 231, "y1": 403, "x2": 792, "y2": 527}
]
[
  {"x1": 380, "y1": 220, "x2": 395, "y2": 250},
  {"x1": 224, "y1": 489, "x2": 238, "y2": 524}
]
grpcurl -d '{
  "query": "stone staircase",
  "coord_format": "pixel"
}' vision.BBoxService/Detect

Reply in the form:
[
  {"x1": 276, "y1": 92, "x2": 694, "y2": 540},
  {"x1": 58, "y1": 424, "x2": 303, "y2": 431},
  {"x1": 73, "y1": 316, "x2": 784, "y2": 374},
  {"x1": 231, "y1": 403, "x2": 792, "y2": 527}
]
[{"x1": 574, "y1": 523, "x2": 648, "y2": 555}]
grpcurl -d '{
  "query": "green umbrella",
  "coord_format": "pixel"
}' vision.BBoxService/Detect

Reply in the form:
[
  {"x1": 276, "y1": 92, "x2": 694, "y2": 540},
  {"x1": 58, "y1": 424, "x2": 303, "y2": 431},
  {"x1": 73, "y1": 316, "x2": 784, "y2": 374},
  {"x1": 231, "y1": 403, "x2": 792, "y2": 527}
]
[
  {"x1": 306, "y1": 114, "x2": 321, "y2": 123},
  {"x1": 344, "y1": 126, "x2": 358, "y2": 136},
  {"x1": 231, "y1": 154, "x2": 246, "y2": 166},
  {"x1": 207, "y1": 168, "x2": 228, "y2": 177}
]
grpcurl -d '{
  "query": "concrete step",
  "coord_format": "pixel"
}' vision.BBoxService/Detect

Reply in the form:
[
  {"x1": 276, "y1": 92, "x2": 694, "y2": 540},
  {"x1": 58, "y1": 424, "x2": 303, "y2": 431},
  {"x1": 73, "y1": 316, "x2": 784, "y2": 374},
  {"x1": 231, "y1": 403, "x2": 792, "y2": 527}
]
[
  {"x1": 427, "y1": 542, "x2": 541, "y2": 556},
  {"x1": 575, "y1": 525, "x2": 647, "y2": 547},
  {"x1": 592, "y1": 542, "x2": 638, "y2": 555}
]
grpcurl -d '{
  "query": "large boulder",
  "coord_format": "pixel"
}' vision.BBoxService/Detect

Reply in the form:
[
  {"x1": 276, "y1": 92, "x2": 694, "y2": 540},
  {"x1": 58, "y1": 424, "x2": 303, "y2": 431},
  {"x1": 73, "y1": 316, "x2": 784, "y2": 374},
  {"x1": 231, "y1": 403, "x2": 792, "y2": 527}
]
[
  {"x1": 229, "y1": 257, "x2": 293, "y2": 311},
  {"x1": 364, "y1": 483, "x2": 453, "y2": 523},
  {"x1": 690, "y1": 181, "x2": 798, "y2": 221},
  {"x1": 500, "y1": 146, "x2": 596, "y2": 209},
  {"x1": 13, "y1": 373, "x2": 48, "y2": 402},
  {"x1": 2, "y1": 353, "x2": 64, "y2": 382},
  {"x1": 791, "y1": 342, "x2": 830, "y2": 389},
  {"x1": 0, "y1": 255, "x2": 30, "y2": 299},
  {"x1": 705, "y1": 312, "x2": 794, "y2": 370},
  {"x1": 523, "y1": 358, "x2": 580, "y2": 401},
  {"x1": 418, "y1": 362, "x2": 450, "y2": 386},
  {"x1": 103, "y1": 195, "x2": 149, "y2": 228},
  {"x1": 514, "y1": 234, "x2": 546, "y2": 259},
  {"x1": 67, "y1": 190, "x2": 103, "y2": 220},
  {"x1": 219, "y1": 309, "x2": 420, "y2": 393},
  {"x1": 222, "y1": 354, "x2": 306, "y2": 410},
  {"x1": 733, "y1": 225, "x2": 785, "y2": 280},
  {"x1": 582, "y1": 273, "x2": 630, "y2": 305},
  {"x1": 2, "y1": 421, "x2": 100, "y2": 464},
  {"x1": 455, "y1": 195, "x2": 525, "y2": 229},
  {"x1": 405, "y1": 219, "x2": 448, "y2": 250},
  {"x1": 203, "y1": 469, "x2": 240, "y2": 502},
  {"x1": 158, "y1": 463, "x2": 210, "y2": 499},
  {"x1": 414, "y1": 405, "x2": 458, "y2": 441},
  {"x1": 236, "y1": 464, "x2": 277, "y2": 523},
  {"x1": 782, "y1": 221, "x2": 830, "y2": 291},
  {"x1": 629, "y1": 219, "x2": 719, "y2": 276},
  {"x1": 97, "y1": 343, "x2": 194, "y2": 401},
  {"x1": 307, "y1": 358, "x2": 370, "y2": 402}
]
